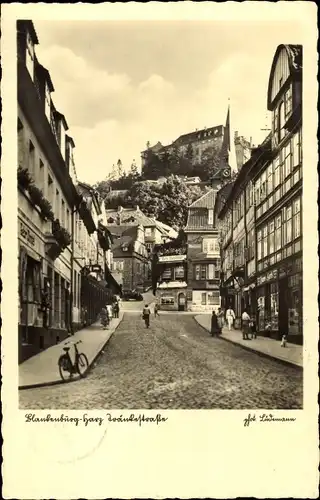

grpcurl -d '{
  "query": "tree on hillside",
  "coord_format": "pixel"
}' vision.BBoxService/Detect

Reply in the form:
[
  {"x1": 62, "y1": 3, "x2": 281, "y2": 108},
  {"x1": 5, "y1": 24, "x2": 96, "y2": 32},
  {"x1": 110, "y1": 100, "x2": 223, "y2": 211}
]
[
  {"x1": 193, "y1": 144, "x2": 221, "y2": 181},
  {"x1": 117, "y1": 159, "x2": 123, "y2": 178},
  {"x1": 186, "y1": 143, "x2": 194, "y2": 163},
  {"x1": 141, "y1": 150, "x2": 163, "y2": 180}
]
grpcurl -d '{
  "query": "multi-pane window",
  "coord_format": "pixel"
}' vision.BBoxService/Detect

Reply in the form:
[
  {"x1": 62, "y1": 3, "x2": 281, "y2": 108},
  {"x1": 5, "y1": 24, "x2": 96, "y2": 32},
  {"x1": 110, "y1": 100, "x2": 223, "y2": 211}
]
[
  {"x1": 262, "y1": 226, "x2": 268, "y2": 257},
  {"x1": 200, "y1": 265, "x2": 206, "y2": 280},
  {"x1": 267, "y1": 164, "x2": 273, "y2": 195},
  {"x1": 201, "y1": 293, "x2": 207, "y2": 305},
  {"x1": 285, "y1": 206, "x2": 292, "y2": 244},
  {"x1": 292, "y1": 130, "x2": 301, "y2": 169},
  {"x1": 284, "y1": 85, "x2": 293, "y2": 118},
  {"x1": 260, "y1": 171, "x2": 267, "y2": 202},
  {"x1": 195, "y1": 265, "x2": 200, "y2": 281},
  {"x1": 203, "y1": 238, "x2": 218, "y2": 254},
  {"x1": 269, "y1": 221, "x2": 275, "y2": 254},
  {"x1": 279, "y1": 101, "x2": 285, "y2": 141},
  {"x1": 284, "y1": 142, "x2": 292, "y2": 178},
  {"x1": 275, "y1": 215, "x2": 282, "y2": 251},
  {"x1": 257, "y1": 230, "x2": 262, "y2": 260},
  {"x1": 293, "y1": 197, "x2": 301, "y2": 239},
  {"x1": 274, "y1": 156, "x2": 280, "y2": 188}
]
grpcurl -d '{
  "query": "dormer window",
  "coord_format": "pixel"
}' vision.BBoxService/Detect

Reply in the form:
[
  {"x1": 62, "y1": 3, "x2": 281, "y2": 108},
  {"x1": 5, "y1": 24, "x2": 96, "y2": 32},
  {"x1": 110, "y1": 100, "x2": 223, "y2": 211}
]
[
  {"x1": 26, "y1": 31, "x2": 35, "y2": 80},
  {"x1": 107, "y1": 217, "x2": 115, "y2": 224}
]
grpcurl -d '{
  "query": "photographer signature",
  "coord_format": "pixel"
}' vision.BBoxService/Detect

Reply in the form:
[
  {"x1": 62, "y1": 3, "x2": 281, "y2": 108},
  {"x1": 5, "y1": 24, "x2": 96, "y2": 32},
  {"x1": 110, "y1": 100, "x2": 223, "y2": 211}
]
[{"x1": 243, "y1": 413, "x2": 296, "y2": 427}]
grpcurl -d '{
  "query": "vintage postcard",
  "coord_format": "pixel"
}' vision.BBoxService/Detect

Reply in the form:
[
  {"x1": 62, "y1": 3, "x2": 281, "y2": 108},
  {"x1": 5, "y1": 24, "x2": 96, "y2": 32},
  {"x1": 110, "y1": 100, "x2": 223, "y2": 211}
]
[{"x1": 1, "y1": 2, "x2": 318, "y2": 498}]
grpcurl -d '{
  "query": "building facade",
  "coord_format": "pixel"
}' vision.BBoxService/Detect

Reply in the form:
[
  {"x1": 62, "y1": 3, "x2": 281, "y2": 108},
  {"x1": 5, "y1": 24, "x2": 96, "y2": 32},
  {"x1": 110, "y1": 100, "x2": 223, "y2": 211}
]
[
  {"x1": 17, "y1": 20, "x2": 119, "y2": 362},
  {"x1": 110, "y1": 225, "x2": 149, "y2": 291},
  {"x1": 216, "y1": 44, "x2": 302, "y2": 344},
  {"x1": 185, "y1": 189, "x2": 221, "y2": 312},
  {"x1": 153, "y1": 246, "x2": 188, "y2": 311},
  {"x1": 254, "y1": 44, "x2": 302, "y2": 344}
]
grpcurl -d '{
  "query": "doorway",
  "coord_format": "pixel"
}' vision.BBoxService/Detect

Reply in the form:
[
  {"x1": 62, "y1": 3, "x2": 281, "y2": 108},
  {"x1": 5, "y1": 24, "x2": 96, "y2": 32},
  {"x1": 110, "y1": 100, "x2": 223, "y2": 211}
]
[{"x1": 178, "y1": 293, "x2": 186, "y2": 311}]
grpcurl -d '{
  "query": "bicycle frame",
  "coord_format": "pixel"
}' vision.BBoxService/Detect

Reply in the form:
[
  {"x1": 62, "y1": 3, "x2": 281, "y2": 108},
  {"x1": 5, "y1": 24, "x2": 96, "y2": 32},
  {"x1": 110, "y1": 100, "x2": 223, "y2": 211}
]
[{"x1": 63, "y1": 341, "x2": 81, "y2": 373}]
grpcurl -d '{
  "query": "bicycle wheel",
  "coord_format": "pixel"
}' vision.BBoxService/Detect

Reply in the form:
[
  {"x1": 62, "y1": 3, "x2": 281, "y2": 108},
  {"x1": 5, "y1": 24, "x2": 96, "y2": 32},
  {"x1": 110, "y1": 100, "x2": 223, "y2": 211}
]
[
  {"x1": 58, "y1": 355, "x2": 71, "y2": 381},
  {"x1": 76, "y1": 353, "x2": 89, "y2": 377}
]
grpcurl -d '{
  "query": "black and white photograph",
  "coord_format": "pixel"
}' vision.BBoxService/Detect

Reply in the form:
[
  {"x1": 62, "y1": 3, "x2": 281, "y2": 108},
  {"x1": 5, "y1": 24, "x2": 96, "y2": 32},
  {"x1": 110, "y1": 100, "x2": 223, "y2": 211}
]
[
  {"x1": 1, "y1": 2, "x2": 318, "y2": 498},
  {"x1": 16, "y1": 15, "x2": 305, "y2": 410}
]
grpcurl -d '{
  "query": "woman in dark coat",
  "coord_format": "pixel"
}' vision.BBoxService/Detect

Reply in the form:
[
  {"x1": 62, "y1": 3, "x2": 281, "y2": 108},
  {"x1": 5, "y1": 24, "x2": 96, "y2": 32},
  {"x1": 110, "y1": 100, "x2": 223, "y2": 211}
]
[{"x1": 211, "y1": 310, "x2": 221, "y2": 337}]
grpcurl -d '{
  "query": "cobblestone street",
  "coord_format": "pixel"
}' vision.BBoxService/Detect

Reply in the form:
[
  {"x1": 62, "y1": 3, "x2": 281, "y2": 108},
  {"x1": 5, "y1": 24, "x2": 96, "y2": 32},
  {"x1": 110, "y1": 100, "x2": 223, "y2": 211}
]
[{"x1": 19, "y1": 313, "x2": 303, "y2": 410}]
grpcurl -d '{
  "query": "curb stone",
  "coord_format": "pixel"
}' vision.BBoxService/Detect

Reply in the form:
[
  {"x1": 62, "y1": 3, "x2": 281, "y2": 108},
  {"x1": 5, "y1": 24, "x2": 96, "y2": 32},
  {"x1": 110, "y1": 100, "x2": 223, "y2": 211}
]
[
  {"x1": 18, "y1": 314, "x2": 124, "y2": 391},
  {"x1": 193, "y1": 316, "x2": 303, "y2": 370}
]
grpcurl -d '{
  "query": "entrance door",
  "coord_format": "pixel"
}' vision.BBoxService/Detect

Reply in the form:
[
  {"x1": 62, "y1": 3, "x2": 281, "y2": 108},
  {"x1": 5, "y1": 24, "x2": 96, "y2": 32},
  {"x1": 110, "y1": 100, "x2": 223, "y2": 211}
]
[
  {"x1": 278, "y1": 277, "x2": 289, "y2": 337},
  {"x1": 178, "y1": 293, "x2": 186, "y2": 311}
]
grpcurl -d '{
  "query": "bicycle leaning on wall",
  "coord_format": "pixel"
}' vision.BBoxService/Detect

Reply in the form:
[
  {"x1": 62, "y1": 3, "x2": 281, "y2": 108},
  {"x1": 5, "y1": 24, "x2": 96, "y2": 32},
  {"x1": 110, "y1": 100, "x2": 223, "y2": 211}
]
[{"x1": 58, "y1": 340, "x2": 89, "y2": 381}]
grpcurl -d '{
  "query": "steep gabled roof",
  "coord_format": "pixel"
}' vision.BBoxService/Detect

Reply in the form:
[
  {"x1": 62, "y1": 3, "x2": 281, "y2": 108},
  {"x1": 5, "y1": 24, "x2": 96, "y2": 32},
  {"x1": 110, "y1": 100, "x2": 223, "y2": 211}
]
[
  {"x1": 105, "y1": 207, "x2": 156, "y2": 226},
  {"x1": 188, "y1": 188, "x2": 216, "y2": 209}
]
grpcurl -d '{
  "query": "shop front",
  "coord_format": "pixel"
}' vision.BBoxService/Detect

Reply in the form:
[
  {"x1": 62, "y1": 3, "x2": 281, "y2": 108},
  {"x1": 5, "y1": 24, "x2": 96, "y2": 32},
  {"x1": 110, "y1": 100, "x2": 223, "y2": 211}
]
[
  {"x1": 18, "y1": 218, "x2": 45, "y2": 363},
  {"x1": 156, "y1": 281, "x2": 188, "y2": 311},
  {"x1": 255, "y1": 255, "x2": 302, "y2": 344}
]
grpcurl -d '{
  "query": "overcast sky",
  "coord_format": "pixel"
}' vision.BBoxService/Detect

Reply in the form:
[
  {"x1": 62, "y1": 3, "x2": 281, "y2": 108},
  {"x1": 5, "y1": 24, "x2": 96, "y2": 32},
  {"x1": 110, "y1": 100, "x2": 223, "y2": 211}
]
[{"x1": 34, "y1": 20, "x2": 305, "y2": 185}]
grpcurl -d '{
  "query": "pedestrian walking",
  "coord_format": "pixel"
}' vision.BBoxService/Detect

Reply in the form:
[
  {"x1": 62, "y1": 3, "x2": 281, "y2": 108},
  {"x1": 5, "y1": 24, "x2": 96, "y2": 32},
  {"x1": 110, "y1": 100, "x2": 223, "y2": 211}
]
[
  {"x1": 100, "y1": 307, "x2": 109, "y2": 330},
  {"x1": 241, "y1": 309, "x2": 251, "y2": 340},
  {"x1": 113, "y1": 300, "x2": 120, "y2": 319},
  {"x1": 142, "y1": 304, "x2": 151, "y2": 328},
  {"x1": 154, "y1": 303, "x2": 160, "y2": 318},
  {"x1": 211, "y1": 310, "x2": 221, "y2": 337},
  {"x1": 226, "y1": 307, "x2": 236, "y2": 331},
  {"x1": 217, "y1": 307, "x2": 225, "y2": 331}
]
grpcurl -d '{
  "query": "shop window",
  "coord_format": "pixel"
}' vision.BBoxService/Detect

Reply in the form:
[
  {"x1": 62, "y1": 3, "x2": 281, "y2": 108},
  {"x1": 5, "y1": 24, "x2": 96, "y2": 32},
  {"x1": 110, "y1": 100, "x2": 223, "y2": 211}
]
[
  {"x1": 270, "y1": 283, "x2": 279, "y2": 330},
  {"x1": 161, "y1": 297, "x2": 174, "y2": 305},
  {"x1": 257, "y1": 293, "x2": 266, "y2": 331},
  {"x1": 288, "y1": 274, "x2": 302, "y2": 335},
  {"x1": 201, "y1": 293, "x2": 207, "y2": 305},
  {"x1": 208, "y1": 292, "x2": 220, "y2": 305}
]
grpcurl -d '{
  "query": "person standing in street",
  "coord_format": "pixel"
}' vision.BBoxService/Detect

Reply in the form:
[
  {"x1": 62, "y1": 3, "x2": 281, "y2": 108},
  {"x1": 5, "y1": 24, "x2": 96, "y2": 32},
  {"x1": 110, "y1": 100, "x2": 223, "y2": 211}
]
[
  {"x1": 210, "y1": 310, "x2": 221, "y2": 337},
  {"x1": 100, "y1": 306, "x2": 109, "y2": 330},
  {"x1": 217, "y1": 307, "x2": 225, "y2": 331},
  {"x1": 226, "y1": 306, "x2": 236, "y2": 331},
  {"x1": 241, "y1": 309, "x2": 251, "y2": 340},
  {"x1": 142, "y1": 304, "x2": 151, "y2": 328},
  {"x1": 154, "y1": 302, "x2": 160, "y2": 318},
  {"x1": 113, "y1": 300, "x2": 120, "y2": 319}
]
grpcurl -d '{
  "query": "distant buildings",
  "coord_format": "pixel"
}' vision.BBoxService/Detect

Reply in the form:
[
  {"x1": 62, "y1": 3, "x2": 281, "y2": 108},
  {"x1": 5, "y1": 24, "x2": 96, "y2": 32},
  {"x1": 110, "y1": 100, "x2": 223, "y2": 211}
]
[
  {"x1": 104, "y1": 205, "x2": 177, "y2": 290},
  {"x1": 141, "y1": 125, "x2": 224, "y2": 170},
  {"x1": 216, "y1": 44, "x2": 302, "y2": 344},
  {"x1": 234, "y1": 131, "x2": 252, "y2": 171}
]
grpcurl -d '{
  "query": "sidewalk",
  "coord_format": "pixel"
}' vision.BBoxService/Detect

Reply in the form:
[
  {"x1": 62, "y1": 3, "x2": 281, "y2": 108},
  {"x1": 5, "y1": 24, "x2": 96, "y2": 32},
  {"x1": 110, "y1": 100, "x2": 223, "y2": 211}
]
[
  {"x1": 19, "y1": 312, "x2": 124, "y2": 390},
  {"x1": 194, "y1": 315, "x2": 303, "y2": 368}
]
